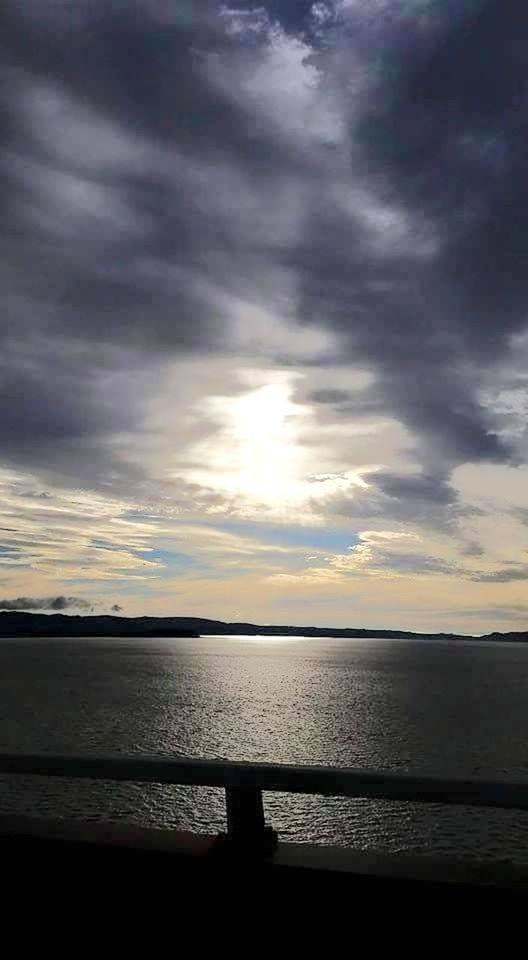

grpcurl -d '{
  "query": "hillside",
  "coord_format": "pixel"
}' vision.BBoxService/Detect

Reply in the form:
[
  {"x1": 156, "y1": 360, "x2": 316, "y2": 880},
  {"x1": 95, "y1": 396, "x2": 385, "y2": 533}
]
[{"x1": 0, "y1": 610, "x2": 526, "y2": 642}]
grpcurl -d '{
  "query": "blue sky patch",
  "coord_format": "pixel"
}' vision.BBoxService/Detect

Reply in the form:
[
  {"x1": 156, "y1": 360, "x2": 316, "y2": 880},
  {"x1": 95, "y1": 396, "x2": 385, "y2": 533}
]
[
  {"x1": 132, "y1": 548, "x2": 201, "y2": 578},
  {"x1": 209, "y1": 520, "x2": 358, "y2": 554}
]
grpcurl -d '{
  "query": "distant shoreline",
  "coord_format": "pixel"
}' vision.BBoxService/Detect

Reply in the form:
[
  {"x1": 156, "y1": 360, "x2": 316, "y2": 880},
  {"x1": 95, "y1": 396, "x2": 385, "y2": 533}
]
[{"x1": 0, "y1": 610, "x2": 526, "y2": 643}]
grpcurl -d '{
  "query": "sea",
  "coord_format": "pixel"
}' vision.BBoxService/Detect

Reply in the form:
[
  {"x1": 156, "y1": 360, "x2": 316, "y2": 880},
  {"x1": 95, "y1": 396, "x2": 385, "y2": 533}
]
[{"x1": 2, "y1": 633, "x2": 528, "y2": 864}]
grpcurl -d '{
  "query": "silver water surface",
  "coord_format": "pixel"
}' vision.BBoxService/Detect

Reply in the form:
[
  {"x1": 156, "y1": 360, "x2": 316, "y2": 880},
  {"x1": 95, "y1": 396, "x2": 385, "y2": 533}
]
[{"x1": 2, "y1": 634, "x2": 528, "y2": 862}]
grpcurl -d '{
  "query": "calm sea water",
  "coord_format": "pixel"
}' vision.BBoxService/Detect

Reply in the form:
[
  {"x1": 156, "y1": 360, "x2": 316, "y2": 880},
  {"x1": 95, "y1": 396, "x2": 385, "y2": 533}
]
[{"x1": 2, "y1": 634, "x2": 528, "y2": 863}]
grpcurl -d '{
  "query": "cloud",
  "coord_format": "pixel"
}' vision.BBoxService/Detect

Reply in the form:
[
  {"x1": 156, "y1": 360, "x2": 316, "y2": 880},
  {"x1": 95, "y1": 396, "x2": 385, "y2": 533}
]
[
  {"x1": 0, "y1": 469, "x2": 174, "y2": 584},
  {"x1": 513, "y1": 509, "x2": 528, "y2": 527},
  {"x1": 436, "y1": 605, "x2": 528, "y2": 622},
  {"x1": 317, "y1": 465, "x2": 481, "y2": 531},
  {"x1": 471, "y1": 567, "x2": 528, "y2": 584},
  {"x1": 309, "y1": 389, "x2": 357, "y2": 406},
  {"x1": 330, "y1": 529, "x2": 459, "y2": 578},
  {"x1": 1, "y1": 2, "x2": 528, "y2": 627},
  {"x1": 0, "y1": 0, "x2": 524, "y2": 498},
  {"x1": 273, "y1": 528, "x2": 460, "y2": 584},
  {"x1": 111, "y1": 604, "x2": 123, "y2": 613},
  {"x1": 460, "y1": 541, "x2": 484, "y2": 558},
  {"x1": 0, "y1": 596, "x2": 94, "y2": 611}
]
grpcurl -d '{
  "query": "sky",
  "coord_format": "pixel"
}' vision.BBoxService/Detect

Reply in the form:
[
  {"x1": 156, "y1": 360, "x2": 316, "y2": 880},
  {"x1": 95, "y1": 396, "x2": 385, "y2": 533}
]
[{"x1": 1, "y1": 1, "x2": 528, "y2": 634}]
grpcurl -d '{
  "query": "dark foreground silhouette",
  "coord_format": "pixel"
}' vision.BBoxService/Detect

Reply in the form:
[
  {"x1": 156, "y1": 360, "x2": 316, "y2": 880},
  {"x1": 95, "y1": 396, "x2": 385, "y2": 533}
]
[{"x1": 0, "y1": 610, "x2": 525, "y2": 642}]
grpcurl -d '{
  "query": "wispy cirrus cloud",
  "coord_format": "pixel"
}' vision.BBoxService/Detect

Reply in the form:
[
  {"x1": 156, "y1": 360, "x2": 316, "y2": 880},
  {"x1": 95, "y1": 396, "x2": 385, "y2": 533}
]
[{"x1": 471, "y1": 567, "x2": 528, "y2": 584}]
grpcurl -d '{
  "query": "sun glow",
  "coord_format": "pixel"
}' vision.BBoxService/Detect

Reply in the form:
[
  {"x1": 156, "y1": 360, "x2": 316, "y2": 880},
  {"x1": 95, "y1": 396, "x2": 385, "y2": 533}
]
[
  {"x1": 188, "y1": 381, "x2": 309, "y2": 510},
  {"x1": 184, "y1": 375, "x2": 369, "y2": 516},
  {"x1": 229, "y1": 383, "x2": 308, "y2": 498}
]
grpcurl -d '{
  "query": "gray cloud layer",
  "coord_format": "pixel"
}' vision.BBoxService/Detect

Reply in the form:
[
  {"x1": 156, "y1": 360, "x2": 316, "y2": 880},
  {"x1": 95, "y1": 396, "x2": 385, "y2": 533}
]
[
  {"x1": 472, "y1": 568, "x2": 528, "y2": 584},
  {"x1": 0, "y1": 596, "x2": 94, "y2": 612},
  {"x1": 1, "y1": 1, "x2": 528, "y2": 520}
]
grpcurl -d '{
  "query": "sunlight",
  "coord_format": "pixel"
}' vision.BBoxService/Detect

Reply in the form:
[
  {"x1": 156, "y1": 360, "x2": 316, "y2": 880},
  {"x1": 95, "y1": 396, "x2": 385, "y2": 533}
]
[
  {"x1": 182, "y1": 373, "x2": 370, "y2": 517},
  {"x1": 224, "y1": 634, "x2": 311, "y2": 645},
  {"x1": 200, "y1": 380, "x2": 310, "y2": 509},
  {"x1": 228, "y1": 383, "x2": 307, "y2": 500}
]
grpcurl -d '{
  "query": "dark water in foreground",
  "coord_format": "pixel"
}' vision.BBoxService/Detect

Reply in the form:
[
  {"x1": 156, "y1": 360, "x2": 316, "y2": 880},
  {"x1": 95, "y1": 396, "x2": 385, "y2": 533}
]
[{"x1": 2, "y1": 634, "x2": 528, "y2": 863}]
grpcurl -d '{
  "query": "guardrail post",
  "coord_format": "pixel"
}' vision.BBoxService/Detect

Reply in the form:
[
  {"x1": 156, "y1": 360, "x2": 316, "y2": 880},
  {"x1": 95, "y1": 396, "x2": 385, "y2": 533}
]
[{"x1": 224, "y1": 785, "x2": 277, "y2": 854}]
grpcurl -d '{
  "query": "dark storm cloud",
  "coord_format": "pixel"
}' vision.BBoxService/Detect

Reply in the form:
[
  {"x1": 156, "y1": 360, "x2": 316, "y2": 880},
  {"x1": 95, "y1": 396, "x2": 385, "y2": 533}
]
[
  {"x1": 292, "y1": 1, "x2": 528, "y2": 472},
  {"x1": 0, "y1": 596, "x2": 94, "y2": 611},
  {"x1": 0, "y1": 7, "x2": 239, "y2": 485},
  {"x1": 374, "y1": 472, "x2": 456, "y2": 506},
  {"x1": 1, "y1": 0, "x2": 528, "y2": 509},
  {"x1": 349, "y1": 2, "x2": 528, "y2": 444},
  {"x1": 0, "y1": 0, "x2": 324, "y2": 485},
  {"x1": 321, "y1": 467, "x2": 479, "y2": 531},
  {"x1": 0, "y1": 2, "x2": 261, "y2": 351},
  {"x1": 357, "y1": 0, "x2": 528, "y2": 348}
]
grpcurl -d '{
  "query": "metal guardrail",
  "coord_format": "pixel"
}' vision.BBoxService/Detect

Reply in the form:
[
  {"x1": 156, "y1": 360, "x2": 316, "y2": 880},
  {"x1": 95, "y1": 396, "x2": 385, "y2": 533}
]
[{"x1": 2, "y1": 753, "x2": 528, "y2": 852}]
